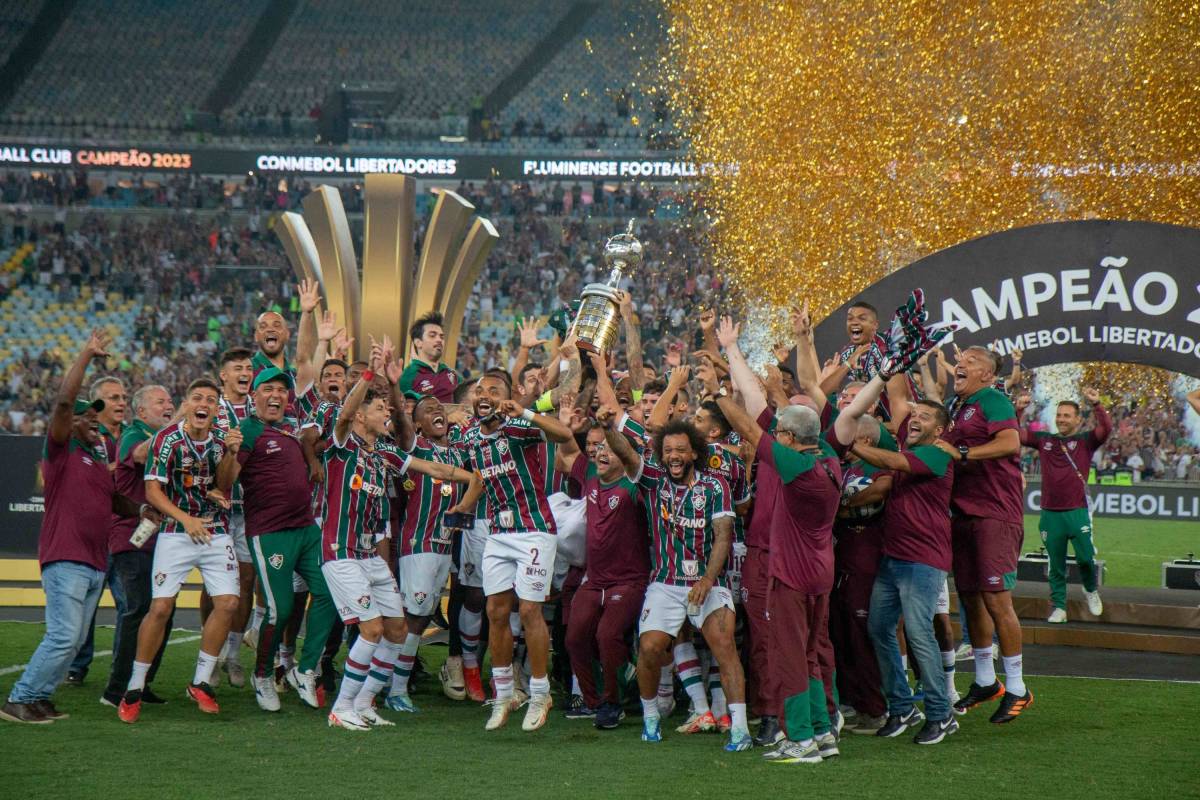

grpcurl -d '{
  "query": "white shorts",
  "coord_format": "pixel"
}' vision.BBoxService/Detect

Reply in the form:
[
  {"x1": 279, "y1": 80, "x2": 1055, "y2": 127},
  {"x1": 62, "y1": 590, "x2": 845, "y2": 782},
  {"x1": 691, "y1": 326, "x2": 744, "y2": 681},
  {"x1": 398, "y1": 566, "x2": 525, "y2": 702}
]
[
  {"x1": 936, "y1": 578, "x2": 950, "y2": 616},
  {"x1": 482, "y1": 531, "x2": 557, "y2": 602},
  {"x1": 151, "y1": 531, "x2": 239, "y2": 599},
  {"x1": 399, "y1": 552, "x2": 452, "y2": 617},
  {"x1": 458, "y1": 519, "x2": 488, "y2": 589},
  {"x1": 321, "y1": 556, "x2": 403, "y2": 624},
  {"x1": 229, "y1": 513, "x2": 251, "y2": 564},
  {"x1": 638, "y1": 581, "x2": 735, "y2": 638}
]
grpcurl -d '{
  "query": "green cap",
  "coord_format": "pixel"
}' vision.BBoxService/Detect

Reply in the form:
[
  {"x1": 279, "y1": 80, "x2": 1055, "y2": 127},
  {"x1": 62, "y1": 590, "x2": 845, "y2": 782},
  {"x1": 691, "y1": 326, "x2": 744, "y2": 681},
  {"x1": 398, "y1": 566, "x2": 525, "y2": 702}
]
[
  {"x1": 402, "y1": 389, "x2": 423, "y2": 401},
  {"x1": 252, "y1": 367, "x2": 295, "y2": 391},
  {"x1": 74, "y1": 397, "x2": 105, "y2": 415}
]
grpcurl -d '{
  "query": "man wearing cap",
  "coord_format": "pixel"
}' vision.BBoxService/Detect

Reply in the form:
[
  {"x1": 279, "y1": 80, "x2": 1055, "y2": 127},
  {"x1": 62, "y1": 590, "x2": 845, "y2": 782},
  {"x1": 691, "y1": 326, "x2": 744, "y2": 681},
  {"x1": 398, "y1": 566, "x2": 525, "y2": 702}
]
[
  {"x1": 398, "y1": 311, "x2": 459, "y2": 404},
  {"x1": 1, "y1": 330, "x2": 153, "y2": 725},
  {"x1": 216, "y1": 365, "x2": 337, "y2": 713}
]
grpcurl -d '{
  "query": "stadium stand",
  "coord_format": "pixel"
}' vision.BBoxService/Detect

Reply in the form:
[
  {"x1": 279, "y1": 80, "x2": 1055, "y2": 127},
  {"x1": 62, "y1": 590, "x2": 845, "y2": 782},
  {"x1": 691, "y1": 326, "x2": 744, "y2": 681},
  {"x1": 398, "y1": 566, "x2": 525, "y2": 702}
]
[{"x1": 0, "y1": 1, "x2": 46, "y2": 66}]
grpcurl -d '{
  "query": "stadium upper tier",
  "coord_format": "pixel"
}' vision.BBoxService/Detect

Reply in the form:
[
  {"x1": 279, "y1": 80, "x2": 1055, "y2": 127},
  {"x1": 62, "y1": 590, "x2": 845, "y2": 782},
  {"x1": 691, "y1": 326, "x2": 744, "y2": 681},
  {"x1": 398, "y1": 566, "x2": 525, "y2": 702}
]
[{"x1": 0, "y1": 1, "x2": 45, "y2": 68}]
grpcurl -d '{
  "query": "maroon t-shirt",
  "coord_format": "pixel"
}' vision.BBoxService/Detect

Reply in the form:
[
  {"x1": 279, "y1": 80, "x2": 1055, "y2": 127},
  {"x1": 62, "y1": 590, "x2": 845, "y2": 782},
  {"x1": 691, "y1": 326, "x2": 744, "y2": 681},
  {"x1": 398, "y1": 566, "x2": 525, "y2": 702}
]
[
  {"x1": 882, "y1": 447, "x2": 955, "y2": 571},
  {"x1": 756, "y1": 415, "x2": 841, "y2": 594},
  {"x1": 1020, "y1": 404, "x2": 1110, "y2": 511},
  {"x1": 39, "y1": 434, "x2": 114, "y2": 571},
  {"x1": 400, "y1": 360, "x2": 459, "y2": 405},
  {"x1": 570, "y1": 456, "x2": 650, "y2": 587},
  {"x1": 237, "y1": 415, "x2": 316, "y2": 536},
  {"x1": 944, "y1": 387, "x2": 1022, "y2": 523},
  {"x1": 744, "y1": 407, "x2": 779, "y2": 551}
]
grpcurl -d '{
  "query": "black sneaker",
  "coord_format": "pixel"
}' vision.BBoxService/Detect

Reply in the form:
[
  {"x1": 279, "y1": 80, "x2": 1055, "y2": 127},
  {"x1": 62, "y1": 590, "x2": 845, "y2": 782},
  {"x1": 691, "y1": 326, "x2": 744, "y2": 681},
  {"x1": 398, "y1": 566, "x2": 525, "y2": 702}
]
[
  {"x1": 594, "y1": 701, "x2": 624, "y2": 729},
  {"x1": 563, "y1": 694, "x2": 595, "y2": 719},
  {"x1": 141, "y1": 687, "x2": 167, "y2": 704},
  {"x1": 318, "y1": 659, "x2": 339, "y2": 694},
  {"x1": 989, "y1": 689, "x2": 1034, "y2": 724},
  {"x1": 64, "y1": 671, "x2": 85, "y2": 687},
  {"x1": 953, "y1": 680, "x2": 1004, "y2": 714},
  {"x1": 753, "y1": 715, "x2": 783, "y2": 747},
  {"x1": 913, "y1": 717, "x2": 959, "y2": 745},
  {"x1": 876, "y1": 707, "x2": 924, "y2": 738}
]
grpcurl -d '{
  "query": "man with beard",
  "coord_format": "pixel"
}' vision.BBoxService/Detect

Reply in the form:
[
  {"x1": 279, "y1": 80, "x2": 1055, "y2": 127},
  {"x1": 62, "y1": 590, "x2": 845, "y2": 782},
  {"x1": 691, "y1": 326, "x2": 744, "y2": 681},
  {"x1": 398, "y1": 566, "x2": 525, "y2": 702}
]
[
  {"x1": 251, "y1": 280, "x2": 319, "y2": 412},
  {"x1": 100, "y1": 384, "x2": 175, "y2": 708},
  {"x1": 452, "y1": 373, "x2": 575, "y2": 732},
  {"x1": 215, "y1": 367, "x2": 337, "y2": 713},
  {"x1": 938, "y1": 346, "x2": 1031, "y2": 723},
  {"x1": 3, "y1": 331, "x2": 150, "y2": 725},
  {"x1": 1016, "y1": 388, "x2": 1110, "y2": 622},
  {"x1": 399, "y1": 311, "x2": 459, "y2": 404},
  {"x1": 118, "y1": 379, "x2": 236, "y2": 722},
  {"x1": 602, "y1": 408, "x2": 749, "y2": 751}
]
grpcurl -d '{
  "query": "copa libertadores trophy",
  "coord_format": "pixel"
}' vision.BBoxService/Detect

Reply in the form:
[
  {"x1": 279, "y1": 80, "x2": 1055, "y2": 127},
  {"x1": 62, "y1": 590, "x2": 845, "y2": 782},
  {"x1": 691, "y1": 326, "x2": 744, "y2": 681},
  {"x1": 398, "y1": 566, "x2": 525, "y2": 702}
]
[{"x1": 572, "y1": 220, "x2": 643, "y2": 354}]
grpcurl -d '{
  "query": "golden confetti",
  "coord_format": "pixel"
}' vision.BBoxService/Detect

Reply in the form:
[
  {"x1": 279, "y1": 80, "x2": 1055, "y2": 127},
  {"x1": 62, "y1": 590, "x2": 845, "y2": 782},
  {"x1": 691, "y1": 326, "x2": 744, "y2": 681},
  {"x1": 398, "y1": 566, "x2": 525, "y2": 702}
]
[{"x1": 659, "y1": 1, "x2": 1200, "y2": 391}]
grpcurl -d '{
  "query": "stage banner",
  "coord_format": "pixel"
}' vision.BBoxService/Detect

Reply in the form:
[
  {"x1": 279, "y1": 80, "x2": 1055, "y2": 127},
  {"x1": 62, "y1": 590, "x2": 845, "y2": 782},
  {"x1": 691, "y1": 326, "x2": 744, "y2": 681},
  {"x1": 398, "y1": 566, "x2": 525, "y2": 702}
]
[
  {"x1": 0, "y1": 435, "x2": 47, "y2": 558},
  {"x1": 1024, "y1": 477, "x2": 1200, "y2": 521},
  {"x1": 813, "y1": 220, "x2": 1200, "y2": 377}
]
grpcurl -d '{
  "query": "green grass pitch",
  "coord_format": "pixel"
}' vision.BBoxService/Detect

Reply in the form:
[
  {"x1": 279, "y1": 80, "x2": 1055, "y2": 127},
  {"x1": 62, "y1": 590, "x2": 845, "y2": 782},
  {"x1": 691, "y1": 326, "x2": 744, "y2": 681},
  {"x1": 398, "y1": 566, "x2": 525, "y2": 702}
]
[{"x1": 1022, "y1": 514, "x2": 1199, "y2": 588}]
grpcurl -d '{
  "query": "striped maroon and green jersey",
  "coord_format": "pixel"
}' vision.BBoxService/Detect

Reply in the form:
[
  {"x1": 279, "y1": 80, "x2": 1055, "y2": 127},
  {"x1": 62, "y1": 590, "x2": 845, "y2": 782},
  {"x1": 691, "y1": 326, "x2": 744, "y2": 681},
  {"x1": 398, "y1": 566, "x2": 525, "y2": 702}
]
[
  {"x1": 461, "y1": 419, "x2": 556, "y2": 535},
  {"x1": 145, "y1": 420, "x2": 229, "y2": 536},
  {"x1": 703, "y1": 443, "x2": 751, "y2": 543},
  {"x1": 399, "y1": 436, "x2": 463, "y2": 556},
  {"x1": 320, "y1": 431, "x2": 409, "y2": 561},
  {"x1": 538, "y1": 439, "x2": 569, "y2": 496},
  {"x1": 217, "y1": 397, "x2": 251, "y2": 511},
  {"x1": 636, "y1": 455, "x2": 734, "y2": 587},
  {"x1": 449, "y1": 421, "x2": 489, "y2": 518}
]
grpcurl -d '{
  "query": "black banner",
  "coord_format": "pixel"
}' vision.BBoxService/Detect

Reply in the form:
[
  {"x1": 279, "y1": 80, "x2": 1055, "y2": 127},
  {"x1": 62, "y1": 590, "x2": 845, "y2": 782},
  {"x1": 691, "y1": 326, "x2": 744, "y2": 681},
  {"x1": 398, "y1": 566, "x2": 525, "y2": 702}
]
[
  {"x1": 1024, "y1": 478, "x2": 1200, "y2": 521},
  {"x1": 813, "y1": 220, "x2": 1200, "y2": 377},
  {"x1": 0, "y1": 436, "x2": 47, "y2": 558},
  {"x1": 0, "y1": 140, "x2": 704, "y2": 183}
]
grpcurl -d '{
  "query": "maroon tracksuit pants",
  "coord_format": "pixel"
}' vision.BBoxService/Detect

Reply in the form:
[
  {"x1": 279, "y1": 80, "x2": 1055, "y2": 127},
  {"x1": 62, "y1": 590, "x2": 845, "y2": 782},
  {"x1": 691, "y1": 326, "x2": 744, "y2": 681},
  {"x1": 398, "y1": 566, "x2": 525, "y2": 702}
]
[
  {"x1": 741, "y1": 546, "x2": 772, "y2": 717},
  {"x1": 565, "y1": 580, "x2": 646, "y2": 708},
  {"x1": 830, "y1": 520, "x2": 886, "y2": 717}
]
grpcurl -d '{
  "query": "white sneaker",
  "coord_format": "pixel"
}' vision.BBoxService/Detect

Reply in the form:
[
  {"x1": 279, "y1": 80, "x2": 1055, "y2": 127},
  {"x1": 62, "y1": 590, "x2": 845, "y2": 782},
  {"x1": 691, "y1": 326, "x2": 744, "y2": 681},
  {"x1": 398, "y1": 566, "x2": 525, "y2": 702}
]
[
  {"x1": 253, "y1": 673, "x2": 281, "y2": 712},
  {"x1": 656, "y1": 694, "x2": 676, "y2": 718},
  {"x1": 953, "y1": 643, "x2": 973, "y2": 662},
  {"x1": 440, "y1": 656, "x2": 466, "y2": 701},
  {"x1": 356, "y1": 705, "x2": 395, "y2": 727},
  {"x1": 1084, "y1": 590, "x2": 1103, "y2": 616},
  {"x1": 222, "y1": 658, "x2": 246, "y2": 688},
  {"x1": 485, "y1": 698, "x2": 511, "y2": 731},
  {"x1": 286, "y1": 666, "x2": 320, "y2": 708},
  {"x1": 243, "y1": 624, "x2": 259, "y2": 651},
  {"x1": 1047, "y1": 607, "x2": 1068, "y2": 624},
  {"x1": 522, "y1": 693, "x2": 553, "y2": 731},
  {"x1": 511, "y1": 687, "x2": 529, "y2": 710},
  {"x1": 328, "y1": 708, "x2": 370, "y2": 731}
]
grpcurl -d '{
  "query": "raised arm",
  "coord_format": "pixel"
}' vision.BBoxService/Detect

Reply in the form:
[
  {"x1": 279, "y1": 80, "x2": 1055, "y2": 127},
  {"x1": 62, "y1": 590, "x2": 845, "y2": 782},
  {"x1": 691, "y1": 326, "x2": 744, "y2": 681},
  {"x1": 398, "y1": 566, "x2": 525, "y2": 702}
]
[
  {"x1": 546, "y1": 334, "x2": 582, "y2": 409},
  {"x1": 1083, "y1": 387, "x2": 1111, "y2": 446},
  {"x1": 381, "y1": 337, "x2": 416, "y2": 451},
  {"x1": 833, "y1": 373, "x2": 886, "y2": 446},
  {"x1": 511, "y1": 317, "x2": 545, "y2": 388},
  {"x1": 51, "y1": 329, "x2": 111, "y2": 445},
  {"x1": 791, "y1": 306, "x2": 827, "y2": 414},
  {"x1": 295, "y1": 279, "x2": 321, "y2": 365},
  {"x1": 717, "y1": 316, "x2": 768, "y2": 420},
  {"x1": 649, "y1": 366, "x2": 689, "y2": 430},
  {"x1": 498, "y1": 399, "x2": 572, "y2": 443},
  {"x1": 335, "y1": 374, "x2": 372, "y2": 445},
  {"x1": 587, "y1": 351, "x2": 621, "y2": 414},
  {"x1": 698, "y1": 357, "x2": 762, "y2": 451},
  {"x1": 617, "y1": 291, "x2": 645, "y2": 391},
  {"x1": 852, "y1": 441, "x2": 914, "y2": 472},
  {"x1": 597, "y1": 404, "x2": 641, "y2": 478}
]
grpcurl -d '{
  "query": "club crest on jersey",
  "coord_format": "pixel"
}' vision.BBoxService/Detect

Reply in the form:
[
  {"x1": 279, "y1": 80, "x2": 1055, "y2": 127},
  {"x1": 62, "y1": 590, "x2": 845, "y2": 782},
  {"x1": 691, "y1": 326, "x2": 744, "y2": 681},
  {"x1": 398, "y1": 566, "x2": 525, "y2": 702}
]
[
  {"x1": 269, "y1": 553, "x2": 284, "y2": 569},
  {"x1": 1068, "y1": 441, "x2": 1078, "y2": 450},
  {"x1": 608, "y1": 495, "x2": 619, "y2": 510},
  {"x1": 496, "y1": 439, "x2": 509, "y2": 455},
  {"x1": 154, "y1": 572, "x2": 166, "y2": 586},
  {"x1": 414, "y1": 591, "x2": 427, "y2": 605},
  {"x1": 691, "y1": 489, "x2": 706, "y2": 509}
]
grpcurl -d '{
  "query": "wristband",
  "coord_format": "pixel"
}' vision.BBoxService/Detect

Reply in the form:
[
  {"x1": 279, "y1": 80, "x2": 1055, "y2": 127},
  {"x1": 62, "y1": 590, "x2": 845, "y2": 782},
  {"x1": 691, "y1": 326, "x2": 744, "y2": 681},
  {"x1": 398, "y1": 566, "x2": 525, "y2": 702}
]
[
  {"x1": 362, "y1": 370, "x2": 375, "y2": 383},
  {"x1": 520, "y1": 408, "x2": 536, "y2": 422}
]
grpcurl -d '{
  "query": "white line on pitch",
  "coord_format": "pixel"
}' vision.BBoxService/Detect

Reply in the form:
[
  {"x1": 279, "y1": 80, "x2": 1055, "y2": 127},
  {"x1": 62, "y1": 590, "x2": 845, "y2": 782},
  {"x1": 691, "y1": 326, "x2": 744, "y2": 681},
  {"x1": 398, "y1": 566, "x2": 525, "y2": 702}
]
[{"x1": 0, "y1": 634, "x2": 201, "y2": 677}]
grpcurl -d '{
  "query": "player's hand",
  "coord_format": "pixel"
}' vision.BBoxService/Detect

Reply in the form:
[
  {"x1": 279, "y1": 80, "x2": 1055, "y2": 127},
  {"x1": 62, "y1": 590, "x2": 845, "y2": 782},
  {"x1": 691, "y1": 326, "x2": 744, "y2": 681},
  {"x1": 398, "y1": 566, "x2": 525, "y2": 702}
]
[
  {"x1": 933, "y1": 439, "x2": 958, "y2": 459},
  {"x1": 223, "y1": 427, "x2": 243, "y2": 452},
  {"x1": 695, "y1": 358, "x2": 719, "y2": 394},
  {"x1": 688, "y1": 575, "x2": 713, "y2": 605},
  {"x1": 790, "y1": 301, "x2": 811, "y2": 338},
  {"x1": 595, "y1": 403, "x2": 619, "y2": 426},
  {"x1": 699, "y1": 308, "x2": 716, "y2": 333},
  {"x1": 83, "y1": 328, "x2": 112, "y2": 362},
  {"x1": 667, "y1": 365, "x2": 690, "y2": 389},
  {"x1": 1083, "y1": 386, "x2": 1100, "y2": 404},
  {"x1": 332, "y1": 328, "x2": 353, "y2": 360},
  {"x1": 139, "y1": 506, "x2": 162, "y2": 525},
  {"x1": 207, "y1": 489, "x2": 231, "y2": 510},
  {"x1": 716, "y1": 316, "x2": 739, "y2": 350},
  {"x1": 1011, "y1": 347, "x2": 1023, "y2": 365},
  {"x1": 772, "y1": 342, "x2": 792, "y2": 362},
  {"x1": 665, "y1": 342, "x2": 683, "y2": 368},
  {"x1": 297, "y1": 278, "x2": 322, "y2": 313},
  {"x1": 183, "y1": 515, "x2": 212, "y2": 544},
  {"x1": 308, "y1": 459, "x2": 325, "y2": 484},
  {"x1": 446, "y1": 406, "x2": 471, "y2": 429},
  {"x1": 557, "y1": 393, "x2": 577, "y2": 425},
  {"x1": 616, "y1": 290, "x2": 634, "y2": 317},
  {"x1": 317, "y1": 310, "x2": 338, "y2": 342},
  {"x1": 559, "y1": 331, "x2": 579, "y2": 358},
  {"x1": 518, "y1": 317, "x2": 547, "y2": 350},
  {"x1": 499, "y1": 399, "x2": 524, "y2": 418},
  {"x1": 764, "y1": 364, "x2": 785, "y2": 395},
  {"x1": 849, "y1": 343, "x2": 870, "y2": 370}
]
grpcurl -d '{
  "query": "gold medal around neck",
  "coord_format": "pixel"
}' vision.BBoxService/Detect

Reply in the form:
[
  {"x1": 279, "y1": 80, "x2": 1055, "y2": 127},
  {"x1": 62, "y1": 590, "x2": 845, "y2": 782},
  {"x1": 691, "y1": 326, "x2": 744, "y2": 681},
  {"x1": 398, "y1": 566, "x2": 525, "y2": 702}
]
[
  {"x1": 403, "y1": 478, "x2": 416, "y2": 492},
  {"x1": 441, "y1": 483, "x2": 453, "y2": 497}
]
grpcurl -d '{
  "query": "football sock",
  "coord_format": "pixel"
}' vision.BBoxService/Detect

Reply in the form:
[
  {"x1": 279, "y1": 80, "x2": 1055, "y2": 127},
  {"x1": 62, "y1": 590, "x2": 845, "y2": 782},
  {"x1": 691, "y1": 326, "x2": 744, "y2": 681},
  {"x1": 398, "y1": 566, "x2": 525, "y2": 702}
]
[
  {"x1": 1002, "y1": 654, "x2": 1026, "y2": 696},
  {"x1": 641, "y1": 696, "x2": 660, "y2": 722},
  {"x1": 459, "y1": 607, "x2": 482, "y2": 668},
  {"x1": 571, "y1": 673, "x2": 582, "y2": 696},
  {"x1": 673, "y1": 643, "x2": 709, "y2": 716},
  {"x1": 127, "y1": 660, "x2": 150, "y2": 693},
  {"x1": 657, "y1": 665, "x2": 674, "y2": 700},
  {"x1": 335, "y1": 636, "x2": 378, "y2": 711},
  {"x1": 900, "y1": 654, "x2": 908, "y2": 673},
  {"x1": 248, "y1": 605, "x2": 265, "y2": 633},
  {"x1": 193, "y1": 649, "x2": 219, "y2": 685},
  {"x1": 729, "y1": 702, "x2": 748, "y2": 734},
  {"x1": 357, "y1": 638, "x2": 400, "y2": 712},
  {"x1": 530, "y1": 675, "x2": 550, "y2": 698},
  {"x1": 278, "y1": 644, "x2": 295, "y2": 671},
  {"x1": 708, "y1": 672, "x2": 727, "y2": 717},
  {"x1": 390, "y1": 633, "x2": 421, "y2": 696},
  {"x1": 974, "y1": 648, "x2": 997, "y2": 686},
  {"x1": 492, "y1": 665, "x2": 514, "y2": 700},
  {"x1": 941, "y1": 650, "x2": 956, "y2": 694},
  {"x1": 223, "y1": 631, "x2": 243, "y2": 660}
]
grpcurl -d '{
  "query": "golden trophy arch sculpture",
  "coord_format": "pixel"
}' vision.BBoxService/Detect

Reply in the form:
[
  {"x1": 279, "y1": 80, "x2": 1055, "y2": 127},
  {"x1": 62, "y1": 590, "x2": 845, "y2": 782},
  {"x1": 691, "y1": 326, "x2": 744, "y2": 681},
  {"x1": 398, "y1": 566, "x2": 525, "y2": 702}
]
[{"x1": 275, "y1": 174, "x2": 499, "y2": 366}]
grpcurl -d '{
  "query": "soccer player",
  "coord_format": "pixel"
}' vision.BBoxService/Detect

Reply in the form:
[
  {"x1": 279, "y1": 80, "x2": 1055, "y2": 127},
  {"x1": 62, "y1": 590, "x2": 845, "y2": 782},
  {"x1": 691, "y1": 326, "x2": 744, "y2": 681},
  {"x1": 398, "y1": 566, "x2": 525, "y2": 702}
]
[
  {"x1": 118, "y1": 378, "x2": 237, "y2": 722},
  {"x1": 2, "y1": 331, "x2": 149, "y2": 725},
  {"x1": 215, "y1": 367, "x2": 336, "y2": 713},
  {"x1": 558, "y1": 413, "x2": 650, "y2": 729},
  {"x1": 453, "y1": 373, "x2": 575, "y2": 732},
  {"x1": 323, "y1": 367, "x2": 475, "y2": 729},
  {"x1": 854, "y1": 397, "x2": 959, "y2": 744},
  {"x1": 1016, "y1": 388, "x2": 1110, "y2": 622},
  {"x1": 215, "y1": 347, "x2": 257, "y2": 687},
  {"x1": 101, "y1": 384, "x2": 175, "y2": 708},
  {"x1": 399, "y1": 310, "x2": 459, "y2": 403},
  {"x1": 939, "y1": 345, "x2": 1032, "y2": 723},
  {"x1": 602, "y1": 403, "x2": 750, "y2": 751}
]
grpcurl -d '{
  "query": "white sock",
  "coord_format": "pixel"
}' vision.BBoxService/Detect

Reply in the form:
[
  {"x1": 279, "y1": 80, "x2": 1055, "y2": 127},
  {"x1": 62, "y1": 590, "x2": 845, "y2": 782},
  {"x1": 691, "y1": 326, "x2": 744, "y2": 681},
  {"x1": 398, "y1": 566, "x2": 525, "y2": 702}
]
[
  {"x1": 224, "y1": 631, "x2": 243, "y2": 659},
  {"x1": 193, "y1": 649, "x2": 219, "y2": 685},
  {"x1": 492, "y1": 665, "x2": 514, "y2": 700},
  {"x1": 901, "y1": 653, "x2": 909, "y2": 672},
  {"x1": 127, "y1": 660, "x2": 151, "y2": 692},
  {"x1": 357, "y1": 638, "x2": 400, "y2": 711},
  {"x1": 278, "y1": 645, "x2": 295, "y2": 670},
  {"x1": 335, "y1": 636, "x2": 378, "y2": 711},
  {"x1": 974, "y1": 648, "x2": 997, "y2": 686},
  {"x1": 1002, "y1": 654, "x2": 1026, "y2": 696},
  {"x1": 571, "y1": 673, "x2": 582, "y2": 696},
  {"x1": 641, "y1": 696, "x2": 660, "y2": 722},
  {"x1": 248, "y1": 605, "x2": 265, "y2": 633},
  {"x1": 459, "y1": 607, "x2": 482, "y2": 668},
  {"x1": 390, "y1": 633, "x2": 421, "y2": 696},
  {"x1": 530, "y1": 674, "x2": 550, "y2": 698},
  {"x1": 729, "y1": 701, "x2": 748, "y2": 734},
  {"x1": 708, "y1": 673, "x2": 727, "y2": 718},
  {"x1": 673, "y1": 643, "x2": 709, "y2": 715},
  {"x1": 941, "y1": 650, "x2": 956, "y2": 695}
]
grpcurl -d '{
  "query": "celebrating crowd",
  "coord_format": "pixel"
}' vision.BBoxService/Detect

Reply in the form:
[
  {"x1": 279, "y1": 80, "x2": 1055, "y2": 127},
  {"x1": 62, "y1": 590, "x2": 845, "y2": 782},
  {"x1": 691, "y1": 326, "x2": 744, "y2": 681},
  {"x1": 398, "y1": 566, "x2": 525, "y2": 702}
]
[{"x1": 5, "y1": 270, "x2": 1132, "y2": 767}]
